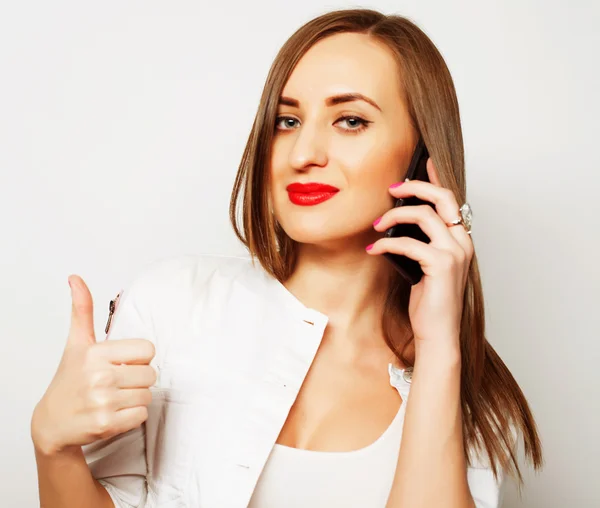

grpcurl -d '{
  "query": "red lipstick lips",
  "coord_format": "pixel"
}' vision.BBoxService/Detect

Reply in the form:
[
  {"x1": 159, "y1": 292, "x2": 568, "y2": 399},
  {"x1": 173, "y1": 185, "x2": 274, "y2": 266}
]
[{"x1": 286, "y1": 182, "x2": 340, "y2": 206}]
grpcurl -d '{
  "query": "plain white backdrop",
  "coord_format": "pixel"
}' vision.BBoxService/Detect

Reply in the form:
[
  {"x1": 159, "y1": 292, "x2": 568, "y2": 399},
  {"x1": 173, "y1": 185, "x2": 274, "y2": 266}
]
[{"x1": 1, "y1": 1, "x2": 598, "y2": 506}]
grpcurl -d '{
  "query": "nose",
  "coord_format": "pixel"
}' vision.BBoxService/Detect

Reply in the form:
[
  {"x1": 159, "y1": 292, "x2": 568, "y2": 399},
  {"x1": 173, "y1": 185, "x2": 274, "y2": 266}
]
[{"x1": 288, "y1": 122, "x2": 328, "y2": 172}]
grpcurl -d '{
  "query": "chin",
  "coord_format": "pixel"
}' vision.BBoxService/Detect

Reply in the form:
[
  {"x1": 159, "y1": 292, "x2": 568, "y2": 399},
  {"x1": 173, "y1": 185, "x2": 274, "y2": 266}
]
[
  {"x1": 276, "y1": 213, "x2": 370, "y2": 248},
  {"x1": 278, "y1": 216, "x2": 334, "y2": 244}
]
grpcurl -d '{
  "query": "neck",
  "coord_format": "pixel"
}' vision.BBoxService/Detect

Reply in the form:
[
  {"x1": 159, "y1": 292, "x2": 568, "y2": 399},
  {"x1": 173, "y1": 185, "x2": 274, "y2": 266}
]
[{"x1": 283, "y1": 241, "x2": 397, "y2": 350}]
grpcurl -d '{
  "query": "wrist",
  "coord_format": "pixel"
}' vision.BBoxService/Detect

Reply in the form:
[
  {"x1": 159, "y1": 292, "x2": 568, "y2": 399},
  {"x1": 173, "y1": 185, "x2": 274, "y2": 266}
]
[
  {"x1": 412, "y1": 345, "x2": 463, "y2": 403},
  {"x1": 31, "y1": 402, "x2": 63, "y2": 457},
  {"x1": 415, "y1": 337, "x2": 461, "y2": 367}
]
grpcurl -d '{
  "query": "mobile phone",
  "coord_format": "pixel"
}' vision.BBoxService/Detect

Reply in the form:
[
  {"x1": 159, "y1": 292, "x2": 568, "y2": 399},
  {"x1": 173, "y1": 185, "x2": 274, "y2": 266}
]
[{"x1": 382, "y1": 138, "x2": 434, "y2": 285}]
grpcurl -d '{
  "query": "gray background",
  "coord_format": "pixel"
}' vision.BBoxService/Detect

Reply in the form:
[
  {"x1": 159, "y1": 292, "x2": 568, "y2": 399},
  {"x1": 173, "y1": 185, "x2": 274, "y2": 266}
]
[{"x1": 1, "y1": 1, "x2": 598, "y2": 506}]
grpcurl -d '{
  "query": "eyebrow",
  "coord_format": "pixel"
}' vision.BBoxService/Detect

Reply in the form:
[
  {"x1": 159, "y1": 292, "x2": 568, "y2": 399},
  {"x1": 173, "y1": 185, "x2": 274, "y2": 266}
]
[{"x1": 278, "y1": 93, "x2": 382, "y2": 112}]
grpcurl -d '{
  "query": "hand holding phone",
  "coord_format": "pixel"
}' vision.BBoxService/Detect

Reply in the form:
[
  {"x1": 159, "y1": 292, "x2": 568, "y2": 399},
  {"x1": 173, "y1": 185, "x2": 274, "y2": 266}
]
[{"x1": 382, "y1": 138, "x2": 435, "y2": 285}]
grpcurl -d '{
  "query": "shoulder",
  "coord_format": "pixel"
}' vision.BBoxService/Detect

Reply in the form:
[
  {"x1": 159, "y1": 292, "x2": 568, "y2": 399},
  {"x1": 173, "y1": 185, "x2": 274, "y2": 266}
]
[
  {"x1": 112, "y1": 253, "x2": 269, "y2": 356},
  {"x1": 463, "y1": 424, "x2": 519, "y2": 507},
  {"x1": 121, "y1": 252, "x2": 281, "y2": 328},
  {"x1": 466, "y1": 423, "x2": 518, "y2": 471},
  {"x1": 135, "y1": 252, "x2": 255, "y2": 281},
  {"x1": 109, "y1": 254, "x2": 256, "y2": 328},
  {"x1": 125, "y1": 253, "x2": 257, "y2": 302},
  {"x1": 112, "y1": 253, "x2": 260, "y2": 329}
]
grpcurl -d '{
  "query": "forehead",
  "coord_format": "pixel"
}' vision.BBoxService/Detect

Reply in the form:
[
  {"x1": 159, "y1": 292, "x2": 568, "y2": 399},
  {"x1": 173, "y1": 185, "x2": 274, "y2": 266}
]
[{"x1": 281, "y1": 32, "x2": 402, "y2": 107}]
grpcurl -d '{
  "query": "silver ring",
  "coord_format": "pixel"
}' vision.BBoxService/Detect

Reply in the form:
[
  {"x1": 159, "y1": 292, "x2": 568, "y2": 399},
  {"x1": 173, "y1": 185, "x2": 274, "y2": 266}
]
[{"x1": 446, "y1": 203, "x2": 472, "y2": 235}]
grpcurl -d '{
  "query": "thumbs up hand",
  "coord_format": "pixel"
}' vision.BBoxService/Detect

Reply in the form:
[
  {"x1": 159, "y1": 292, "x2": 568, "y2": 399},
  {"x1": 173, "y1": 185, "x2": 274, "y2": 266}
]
[{"x1": 31, "y1": 276, "x2": 157, "y2": 456}]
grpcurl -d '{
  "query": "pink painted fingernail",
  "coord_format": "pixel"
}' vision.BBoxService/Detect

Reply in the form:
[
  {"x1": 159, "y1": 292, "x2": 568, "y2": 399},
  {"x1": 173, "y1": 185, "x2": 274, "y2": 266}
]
[
  {"x1": 389, "y1": 181, "x2": 404, "y2": 188},
  {"x1": 366, "y1": 243, "x2": 374, "y2": 251},
  {"x1": 372, "y1": 217, "x2": 382, "y2": 226}
]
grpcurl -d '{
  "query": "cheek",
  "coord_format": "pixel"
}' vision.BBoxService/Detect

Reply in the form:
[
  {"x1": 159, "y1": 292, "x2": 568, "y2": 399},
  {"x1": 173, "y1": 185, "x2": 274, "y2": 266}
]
[
  {"x1": 269, "y1": 146, "x2": 289, "y2": 191},
  {"x1": 343, "y1": 146, "x2": 404, "y2": 193},
  {"x1": 357, "y1": 183, "x2": 396, "y2": 218},
  {"x1": 269, "y1": 168, "x2": 289, "y2": 219},
  {"x1": 340, "y1": 147, "x2": 406, "y2": 216},
  {"x1": 340, "y1": 130, "x2": 405, "y2": 175},
  {"x1": 269, "y1": 146, "x2": 286, "y2": 196}
]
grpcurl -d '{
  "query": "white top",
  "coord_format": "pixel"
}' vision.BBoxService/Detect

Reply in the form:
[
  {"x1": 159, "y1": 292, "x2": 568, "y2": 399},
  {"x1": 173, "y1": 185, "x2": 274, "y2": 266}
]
[
  {"x1": 82, "y1": 254, "x2": 505, "y2": 508},
  {"x1": 248, "y1": 364, "x2": 408, "y2": 507}
]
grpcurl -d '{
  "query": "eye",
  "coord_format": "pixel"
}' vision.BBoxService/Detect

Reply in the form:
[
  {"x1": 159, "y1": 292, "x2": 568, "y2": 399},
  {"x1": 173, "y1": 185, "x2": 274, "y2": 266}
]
[
  {"x1": 335, "y1": 115, "x2": 371, "y2": 132},
  {"x1": 274, "y1": 115, "x2": 372, "y2": 133},
  {"x1": 275, "y1": 116, "x2": 299, "y2": 130}
]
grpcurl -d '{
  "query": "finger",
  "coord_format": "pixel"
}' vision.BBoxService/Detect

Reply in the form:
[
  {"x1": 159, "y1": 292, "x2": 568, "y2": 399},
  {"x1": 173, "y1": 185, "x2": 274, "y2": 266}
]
[
  {"x1": 373, "y1": 204, "x2": 459, "y2": 251},
  {"x1": 114, "y1": 388, "x2": 153, "y2": 411},
  {"x1": 367, "y1": 236, "x2": 443, "y2": 273},
  {"x1": 67, "y1": 275, "x2": 96, "y2": 347},
  {"x1": 97, "y1": 338, "x2": 156, "y2": 365},
  {"x1": 389, "y1": 179, "x2": 460, "y2": 222},
  {"x1": 389, "y1": 177, "x2": 473, "y2": 254},
  {"x1": 110, "y1": 406, "x2": 149, "y2": 435},
  {"x1": 425, "y1": 158, "x2": 471, "y2": 251},
  {"x1": 425, "y1": 157, "x2": 442, "y2": 187},
  {"x1": 115, "y1": 364, "x2": 158, "y2": 389}
]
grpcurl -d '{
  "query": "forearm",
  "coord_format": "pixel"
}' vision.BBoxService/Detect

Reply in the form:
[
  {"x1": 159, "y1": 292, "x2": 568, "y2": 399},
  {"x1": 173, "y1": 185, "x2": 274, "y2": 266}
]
[
  {"x1": 35, "y1": 445, "x2": 113, "y2": 508},
  {"x1": 387, "y1": 344, "x2": 474, "y2": 508}
]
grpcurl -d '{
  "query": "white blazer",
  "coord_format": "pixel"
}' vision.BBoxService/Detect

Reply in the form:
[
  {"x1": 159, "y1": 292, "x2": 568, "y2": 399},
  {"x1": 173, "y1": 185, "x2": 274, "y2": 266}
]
[{"x1": 83, "y1": 254, "x2": 504, "y2": 507}]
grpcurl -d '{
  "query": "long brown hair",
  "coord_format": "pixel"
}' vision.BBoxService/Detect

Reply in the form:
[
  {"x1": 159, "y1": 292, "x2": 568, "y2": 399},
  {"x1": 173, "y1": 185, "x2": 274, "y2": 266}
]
[{"x1": 229, "y1": 8, "x2": 543, "y2": 484}]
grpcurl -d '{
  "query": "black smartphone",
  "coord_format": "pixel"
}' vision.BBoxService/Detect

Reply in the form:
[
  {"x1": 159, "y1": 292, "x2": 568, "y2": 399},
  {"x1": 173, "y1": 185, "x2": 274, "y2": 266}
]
[{"x1": 382, "y1": 138, "x2": 434, "y2": 285}]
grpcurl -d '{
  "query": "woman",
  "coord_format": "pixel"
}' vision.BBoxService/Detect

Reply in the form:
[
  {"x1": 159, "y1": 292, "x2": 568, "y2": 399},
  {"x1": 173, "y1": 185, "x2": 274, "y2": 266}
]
[{"x1": 31, "y1": 8, "x2": 543, "y2": 507}]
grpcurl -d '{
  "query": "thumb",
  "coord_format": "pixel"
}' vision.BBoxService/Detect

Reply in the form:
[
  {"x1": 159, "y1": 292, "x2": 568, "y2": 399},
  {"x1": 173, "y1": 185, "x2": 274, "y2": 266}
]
[{"x1": 67, "y1": 275, "x2": 96, "y2": 346}]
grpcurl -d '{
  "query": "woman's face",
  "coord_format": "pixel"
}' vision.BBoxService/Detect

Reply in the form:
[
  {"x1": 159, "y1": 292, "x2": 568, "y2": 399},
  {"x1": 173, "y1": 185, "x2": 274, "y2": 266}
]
[{"x1": 270, "y1": 32, "x2": 417, "y2": 249}]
